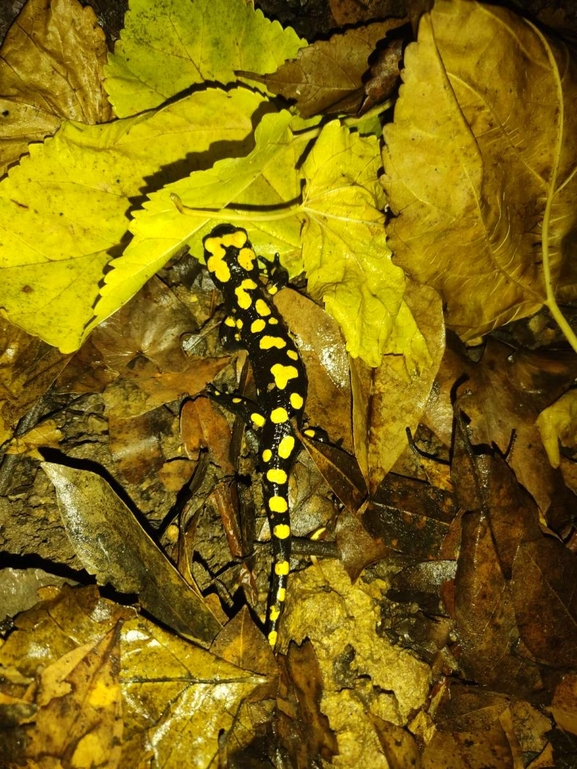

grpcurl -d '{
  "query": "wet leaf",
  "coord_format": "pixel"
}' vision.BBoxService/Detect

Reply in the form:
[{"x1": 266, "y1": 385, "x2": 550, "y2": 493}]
[
  {"x1": 0, "y1": 0, "x2": 112, "y2": 176},
  {"x1": 42, "y1": 462, "x2": 222, "y2": 646},
  {"x1": 512, "y1": 538, "x2": 577, "y2": 668},
  {"x1": 382, "y1": 0, "x2": 577, "y2": 344},
  {"x1": 282, "y1": 560, "x2": 431, "y2": 767},
  {"x1": 0, "y1": 586, "x2": 264, "y2": 768},
  {"x1": 274, "y1": 288, "x2": 352, "y2": 452},
  {"x1": 26, "y1": 623, "x2": 123, "y2": 768},
  {"x1": 276, "y1": 640, "x2": 338, "y2": 766}
]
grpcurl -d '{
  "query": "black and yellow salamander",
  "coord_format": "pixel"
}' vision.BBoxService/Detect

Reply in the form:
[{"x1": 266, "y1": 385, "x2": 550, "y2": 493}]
[{"x1": 203, "y1": 224, "x2": 307, "y2": 648}]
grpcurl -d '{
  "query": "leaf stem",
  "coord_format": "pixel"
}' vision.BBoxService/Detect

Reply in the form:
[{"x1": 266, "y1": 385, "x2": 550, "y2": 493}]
[{"x1": 529, "y1": 19, "x2": 577, "y2": 355}]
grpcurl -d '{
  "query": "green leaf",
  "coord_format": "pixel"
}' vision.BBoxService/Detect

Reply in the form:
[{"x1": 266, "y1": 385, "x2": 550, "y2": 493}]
[
  {"x1": 93, "y1": 110, "x2": 307, "y2": 329},
  {"x1": 0, "y1": 87, "x2": 266, "y2": 352},
  {"x1": 105, "y1": 0, "x2": 306, "y2": 118}
]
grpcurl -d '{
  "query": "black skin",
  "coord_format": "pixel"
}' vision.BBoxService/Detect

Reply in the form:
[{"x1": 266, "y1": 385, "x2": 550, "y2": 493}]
[{"x1": 203, "y1": 224, "x2": 306, "y2": 647}]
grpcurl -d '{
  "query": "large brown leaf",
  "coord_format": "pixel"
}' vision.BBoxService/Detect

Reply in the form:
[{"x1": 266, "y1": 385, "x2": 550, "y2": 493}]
[{"x1": 382, "y1": 0, "x2": 577, "y2": 343}]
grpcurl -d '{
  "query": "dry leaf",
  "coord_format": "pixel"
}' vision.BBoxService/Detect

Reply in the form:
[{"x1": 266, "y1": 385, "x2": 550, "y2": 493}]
[
  {"x1": 0, "y1": 0, "x2": 112, "y2": 175},
  {"x1": 382, "y1": 0, "x2": 577, "y2": 343},
  {"x1": 252, "y1": 20, "x2": 404, "y2": 118}
]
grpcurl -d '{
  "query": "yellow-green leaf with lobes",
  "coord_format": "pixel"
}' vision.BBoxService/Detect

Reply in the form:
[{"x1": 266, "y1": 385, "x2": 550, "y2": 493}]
[
  {"x1": 105, "y1": 0, "x2": 306, "y2": 118},
  {"x1": 301, "y1": 121, "x2": 408, "y2": 367},
  {"x1": 93, "y1": 110, "x2": 306, "y2": 329},
  {"x1": 0, "y1": 87, "x2": 266, "y2": 352}
]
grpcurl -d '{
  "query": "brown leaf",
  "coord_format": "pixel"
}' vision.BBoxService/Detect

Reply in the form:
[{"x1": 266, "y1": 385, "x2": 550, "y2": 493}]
[
  {"x1": 336, "y1": 508, "x2": 390, "y2": 582},
  {"x1": 361, "y1": 36, "x2": 404, "y2": 114},
  {"x1": 275, "y1": 288, "x2": 353, "y2": 452},
  {"x1": 245, "y1": 20, "x2": 405, "y2": 118},
  {"x1": 301, "y1": 434, "x2": 367, "y2": 515},
  {"x1": 276, "y1": 640, "x2": 339, "y2": 766},
  {"x1": 428, "y1": 335, "x2": 577, "y2": 523},
  {"x1": 365, "y1": 472, "x2": 457, "y2": 560},
  {"x1": 512, "y1": 538, "x2": 577, "y2": 668},
  {"x1": 422, "y1": 719, "x2": 516, "y2": 769},
  {"x1": 211, "y1": 605, "x2": 277, "y2": 679},
  {"x1": 42, "y1": 462, "x2": 222, "y2": 647},
  {"x1": 0, "y1": 0, "x2": 112, "y2": 176},
  {"x1": 330, "y1": 0, "x2": 405, "y2": 26},
  {"x1": 0, "y1": 316, "x2": 69, "y2": 443},
  {"x1": 454, "y1": 508, "x2": 542, "y2": 695}
]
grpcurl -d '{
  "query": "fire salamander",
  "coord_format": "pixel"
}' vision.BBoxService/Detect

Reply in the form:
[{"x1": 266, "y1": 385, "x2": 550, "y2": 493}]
[{"x1": 203, "y1": 224, "x2": 306, "y2": 648}]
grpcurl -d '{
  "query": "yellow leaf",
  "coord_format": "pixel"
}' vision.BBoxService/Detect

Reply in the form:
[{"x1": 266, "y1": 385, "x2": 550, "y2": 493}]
[
  {"x1": 94, "y1": 110, "x2": 306, "y2": 329},
  {"x1": 0, "y1": 0, "x2": 112, "y2": 176},
  {"x1": 382, "y1": 0, "x2": 577, "y2": 347},
  {"x1": 536, "y1": 389, "x2": 577, "y2": 468},
  {"x1": 0, "y1": 87, "x2": 266, "y2": 352},
  {"x1": 302, "y1": 121, "x2": 407, "y2": 367},
  {"x1": 105, "y1": 0, "x2": 306, "y2": 117}
]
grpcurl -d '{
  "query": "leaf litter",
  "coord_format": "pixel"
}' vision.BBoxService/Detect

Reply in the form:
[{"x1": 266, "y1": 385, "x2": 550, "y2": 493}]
[{"x1": 0, "y1": 0, "x2": 577, "y2": 766}]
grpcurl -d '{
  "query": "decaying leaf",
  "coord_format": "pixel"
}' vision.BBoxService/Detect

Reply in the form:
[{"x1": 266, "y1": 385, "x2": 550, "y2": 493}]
[
  {"x1": 0, "y1": 0, "x2": 112, "y2": 176},
  {"x1": 249, "y1": 19, "x2": 404, "y2": 118},
  {"x1": 0, "y1": 585, "x2": 264, "y2": 768},
  {"x1": 282, "y1": 560, "x2": 431, "y2": 767},
  {"x1": 382, "y1": 0, "x2": 577, "y2": 345},
  {"x1": 276, "y1": 640, "x2": 339, "y2": 766},
  {"x1": 42, "y1": 462, "x2": 222, "y2": 647}
]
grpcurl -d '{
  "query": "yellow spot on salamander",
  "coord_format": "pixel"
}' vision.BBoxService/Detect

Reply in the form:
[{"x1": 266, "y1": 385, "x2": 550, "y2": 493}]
[
  {"x1": 273, "y1": 523, "x2": 290, "y2": 539},
  {"x1": 275, "y1": 560, "x2": 290, "y2": 576},
  {"x1": 266, "y1": 468, "x2": 287, "y2": 484},
  {"x1": 287, "y1": 349, "x2": 298, "y2": 360},
  {"x1": 271, "y1": 363, "x2": 298, "y2": 389},
  {"x1": 255, "y1": 299, "x2": 271, "y2": 317},
  {"x1": 235, "y1": 279, "x2": 257, "y2": 310},
  {"x1": 262, "y1": 448, "x2": 273, "y2": 462},
  {"x1": 232, "y1": 397, "x2": 242, "y2": 404},
  {"x1": 271, "y1": 407, "x2": 289, "y2": 423},
  {"x1": 236, "y1": 318, "x2": 243, "y2": 329},
  {"x1": 260, "y1": 336, "x2": 286, "y2": 350},
  {"x1": 290, "y1": 392, "x2": 304, "y2": 410},
  {"x1": 268, "y1": 284, "x2": 278, "y2": 295},
  {"x1": 303, "y1": 428, "x2": 316, "y2": 438},
  {"x1": 277, "y1": 587, "x2": 286, "y2": 602},
  {"x1": 268, "y1": 630, "x2": 278, "y2": 646},
  {"x1": 238, "y1": 246, "x2": 255, "y2": 271},
  {"x1": 268, "y1": 317, "x2": 279, "y2": 325},
  {"x1": 269, "y1": 605, "x2": 281, "y2": 622},
  {"x1": 222, "y1": 230, "x2": 248, "y2": 250},
  {"x1": 269, "y1": 496, "x2": 288, "y2": 513},
  {"x1": 251, "y1": 413, "x2": 265, "y2": 428},
  {"x1": 278, "y1": 435, "x2": 295, "y2": 458},
  {"x1": 251, "y1": 319, "x2": 266, "y2": 333},
  {"x1": 224, "y1": 316, "x2": 235, "y2": 327},
  {"x1": 206, "y1": 254, "x2": 230, "y2": 283}
]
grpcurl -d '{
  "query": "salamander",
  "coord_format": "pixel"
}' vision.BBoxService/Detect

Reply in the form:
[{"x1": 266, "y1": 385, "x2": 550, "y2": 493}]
[{"x1": 202, "y1": 224, "x2": 307, "y2": 647}]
